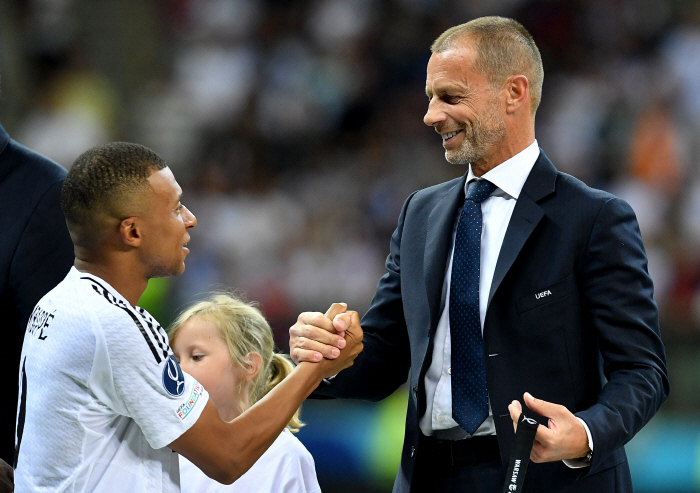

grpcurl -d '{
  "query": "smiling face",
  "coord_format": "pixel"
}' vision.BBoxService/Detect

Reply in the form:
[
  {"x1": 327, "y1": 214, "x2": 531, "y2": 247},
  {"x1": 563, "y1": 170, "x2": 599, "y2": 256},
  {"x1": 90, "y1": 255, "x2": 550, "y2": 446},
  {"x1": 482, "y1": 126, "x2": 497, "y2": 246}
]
[
  {"x1": 138, "y1": 167, "x2": 197, "y2": 278},
  {"x1": 424, "y1": 42, "x2": 507, "y2": 169},
  {"x1": 171, "y1": 316, "x2": 248, "y2": 422}
]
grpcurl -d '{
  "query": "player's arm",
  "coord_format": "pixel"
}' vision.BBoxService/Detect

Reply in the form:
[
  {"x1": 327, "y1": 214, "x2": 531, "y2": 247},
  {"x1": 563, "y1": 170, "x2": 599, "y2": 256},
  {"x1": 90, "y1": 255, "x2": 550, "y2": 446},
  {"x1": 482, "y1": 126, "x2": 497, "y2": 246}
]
[{"x1": 169, "y1": 311, "x2": 363, "y2": 485}]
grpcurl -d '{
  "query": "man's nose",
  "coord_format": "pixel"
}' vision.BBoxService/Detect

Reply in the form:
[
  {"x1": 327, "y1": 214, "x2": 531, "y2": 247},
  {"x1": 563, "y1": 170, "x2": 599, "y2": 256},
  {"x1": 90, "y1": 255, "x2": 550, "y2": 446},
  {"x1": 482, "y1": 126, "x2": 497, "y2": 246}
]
[
  {"x1": 183, "y1": 206, "x2": 197, "y2": 228},
  {"x1": 424, "y1": 99, "x2": 444, "y2": 127}
]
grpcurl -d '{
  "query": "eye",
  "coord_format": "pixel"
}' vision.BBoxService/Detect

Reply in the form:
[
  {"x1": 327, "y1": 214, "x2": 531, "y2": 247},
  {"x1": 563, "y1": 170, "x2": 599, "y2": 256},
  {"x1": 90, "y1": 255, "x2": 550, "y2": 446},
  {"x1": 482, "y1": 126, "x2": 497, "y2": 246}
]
[{"x1": 192, "y1": 354, "x2": 203, "y2": 362}]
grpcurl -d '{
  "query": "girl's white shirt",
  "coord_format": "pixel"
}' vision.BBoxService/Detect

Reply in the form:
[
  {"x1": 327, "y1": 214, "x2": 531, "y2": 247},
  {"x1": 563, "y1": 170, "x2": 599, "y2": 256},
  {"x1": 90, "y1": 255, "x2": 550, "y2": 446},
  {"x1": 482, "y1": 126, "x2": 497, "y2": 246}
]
[{"x1": 179, "y1": 429, "x2": 321, "y2": 493}]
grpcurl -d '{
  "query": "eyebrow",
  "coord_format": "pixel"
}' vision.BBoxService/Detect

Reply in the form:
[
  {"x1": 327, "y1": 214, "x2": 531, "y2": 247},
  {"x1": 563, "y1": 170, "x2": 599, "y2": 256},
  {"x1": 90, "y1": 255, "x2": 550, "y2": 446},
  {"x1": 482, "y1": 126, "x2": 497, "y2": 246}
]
[{"x1": 426, "y1": 84, "x2": 465, "y2": 98}]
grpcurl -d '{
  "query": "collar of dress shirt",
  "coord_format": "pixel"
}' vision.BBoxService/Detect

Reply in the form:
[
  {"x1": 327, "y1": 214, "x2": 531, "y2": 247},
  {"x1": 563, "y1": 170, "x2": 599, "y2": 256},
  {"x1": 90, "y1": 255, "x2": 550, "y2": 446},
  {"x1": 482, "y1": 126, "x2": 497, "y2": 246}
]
[{"x1": 465, "y1": 140, "x2": 540, "y2": 200}]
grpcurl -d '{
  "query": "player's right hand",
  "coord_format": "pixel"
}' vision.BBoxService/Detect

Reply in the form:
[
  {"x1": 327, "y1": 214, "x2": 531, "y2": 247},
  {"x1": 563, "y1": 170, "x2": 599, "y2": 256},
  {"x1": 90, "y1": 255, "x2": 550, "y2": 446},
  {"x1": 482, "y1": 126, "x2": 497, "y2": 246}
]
[
  {"x1": 316, "y1": 310, "x2": 364, "y2": 378},
  {"x1": 289, "y1": 303, "x2": 349, "y2": 364}
]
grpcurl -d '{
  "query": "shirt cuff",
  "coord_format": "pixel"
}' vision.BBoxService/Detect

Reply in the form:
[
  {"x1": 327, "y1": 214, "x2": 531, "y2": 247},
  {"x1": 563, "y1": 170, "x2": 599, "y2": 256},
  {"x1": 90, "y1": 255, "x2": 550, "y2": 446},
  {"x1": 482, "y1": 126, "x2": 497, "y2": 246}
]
[
  {"x1": 315, "y1": 374, "x2": 336, "y2": 390},
  {"x1": 562, "y1": 417, "x2": 594, "y2": 469}
]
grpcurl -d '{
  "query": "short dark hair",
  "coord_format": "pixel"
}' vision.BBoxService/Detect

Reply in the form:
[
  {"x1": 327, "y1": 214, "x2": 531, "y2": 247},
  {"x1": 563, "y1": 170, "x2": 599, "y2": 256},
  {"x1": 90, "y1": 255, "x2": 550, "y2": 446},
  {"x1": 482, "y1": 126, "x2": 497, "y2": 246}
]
[
  {"x1": 431, "y1": 16, "x2": 544, "y2": 116},
  {"x1": 61, "y1": 142, "x2": 166, "y2": 229}
]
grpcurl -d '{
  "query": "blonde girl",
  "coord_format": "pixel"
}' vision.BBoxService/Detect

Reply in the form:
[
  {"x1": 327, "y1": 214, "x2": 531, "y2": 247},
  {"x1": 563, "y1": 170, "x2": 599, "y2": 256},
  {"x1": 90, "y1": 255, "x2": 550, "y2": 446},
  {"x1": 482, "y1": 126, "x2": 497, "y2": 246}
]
[{"x1": 169, "y1": 293, "x2": 321, "y2": 493}]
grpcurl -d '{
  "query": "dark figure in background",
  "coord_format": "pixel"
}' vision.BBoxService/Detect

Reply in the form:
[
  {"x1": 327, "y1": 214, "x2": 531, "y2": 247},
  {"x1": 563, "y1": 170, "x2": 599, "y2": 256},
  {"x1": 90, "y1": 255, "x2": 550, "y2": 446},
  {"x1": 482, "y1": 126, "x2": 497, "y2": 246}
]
[
  {"x1": 290, "y1": 16, "x2": 668, "y2": 493},
  {"x1": 0, "y1": 121, "x2": 74, "y2": 463},
  {"x1": 0, "y1": 458, "x2": 11, "y2": 493}
]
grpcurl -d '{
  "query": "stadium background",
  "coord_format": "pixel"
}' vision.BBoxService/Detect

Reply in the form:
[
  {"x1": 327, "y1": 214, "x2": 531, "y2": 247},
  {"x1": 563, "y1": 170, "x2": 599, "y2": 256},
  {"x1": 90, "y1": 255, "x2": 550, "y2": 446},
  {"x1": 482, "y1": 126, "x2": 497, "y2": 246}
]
[{"x1": 1, "y1": 0, "x2": 699, "y2": 491}]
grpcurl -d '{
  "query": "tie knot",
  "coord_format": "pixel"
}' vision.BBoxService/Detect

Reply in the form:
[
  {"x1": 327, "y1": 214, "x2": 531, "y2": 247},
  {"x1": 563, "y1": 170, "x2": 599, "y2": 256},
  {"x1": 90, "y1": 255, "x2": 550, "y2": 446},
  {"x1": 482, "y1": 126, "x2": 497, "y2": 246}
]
[{"x1": 466, "y1": 179, "x2": 497, "y2": 204}]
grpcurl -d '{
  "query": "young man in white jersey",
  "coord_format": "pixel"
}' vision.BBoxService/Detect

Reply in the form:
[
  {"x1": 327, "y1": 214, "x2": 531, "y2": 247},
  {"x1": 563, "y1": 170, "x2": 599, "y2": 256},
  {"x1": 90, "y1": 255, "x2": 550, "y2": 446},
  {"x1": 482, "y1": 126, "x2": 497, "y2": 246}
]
[{"x1": 14, "y1": 142, "x2": 361, "y2": 492}]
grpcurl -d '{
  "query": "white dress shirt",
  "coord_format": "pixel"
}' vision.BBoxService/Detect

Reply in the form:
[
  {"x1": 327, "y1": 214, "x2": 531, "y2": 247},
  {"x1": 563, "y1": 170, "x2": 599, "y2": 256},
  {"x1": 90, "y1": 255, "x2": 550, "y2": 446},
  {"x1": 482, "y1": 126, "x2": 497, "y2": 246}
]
[
  {"x1": 417, "y1": 140, "x2": 593, "y2": 466},
  {"x1": 419, "y1": 140, "x2": 540, "y2": 439}
]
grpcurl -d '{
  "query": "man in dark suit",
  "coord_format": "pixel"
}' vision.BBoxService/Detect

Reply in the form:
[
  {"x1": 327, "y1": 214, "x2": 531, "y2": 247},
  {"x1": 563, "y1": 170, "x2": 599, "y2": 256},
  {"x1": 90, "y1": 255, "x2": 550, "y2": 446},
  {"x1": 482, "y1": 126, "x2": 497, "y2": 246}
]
[
  {"x1": 289, "y1": 16, "x2": 668, "y2": 493},
  {"x1": 0, "y1": 121, "x2": 74, "y2": 463}
]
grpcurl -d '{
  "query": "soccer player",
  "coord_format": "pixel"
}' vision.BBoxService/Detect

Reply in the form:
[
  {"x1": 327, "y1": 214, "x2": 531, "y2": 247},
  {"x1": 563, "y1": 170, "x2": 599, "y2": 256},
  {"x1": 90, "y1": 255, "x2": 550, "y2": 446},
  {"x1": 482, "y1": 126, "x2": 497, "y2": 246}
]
[{"x1": 14, "y1": 142, "x2": 361, "y2": 492}]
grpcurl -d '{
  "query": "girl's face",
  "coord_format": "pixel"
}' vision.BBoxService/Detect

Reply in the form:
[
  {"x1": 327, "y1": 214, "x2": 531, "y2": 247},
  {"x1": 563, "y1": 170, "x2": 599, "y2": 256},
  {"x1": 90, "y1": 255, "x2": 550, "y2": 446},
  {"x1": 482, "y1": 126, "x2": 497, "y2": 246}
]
[{"x1": 171, "y1": 316, "x2": 251, "y2": 422}]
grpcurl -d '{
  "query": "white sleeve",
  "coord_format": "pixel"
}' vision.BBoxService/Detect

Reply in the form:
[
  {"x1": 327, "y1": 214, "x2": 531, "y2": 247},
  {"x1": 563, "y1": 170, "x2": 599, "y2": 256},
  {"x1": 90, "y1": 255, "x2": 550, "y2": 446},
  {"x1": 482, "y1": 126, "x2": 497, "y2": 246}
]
[
  {"x1": 90, "y1": 306, "x2": 209, "y2": 450},
  {"x1": 562, "y1": 418, "x2": 594, "y2": 469}
]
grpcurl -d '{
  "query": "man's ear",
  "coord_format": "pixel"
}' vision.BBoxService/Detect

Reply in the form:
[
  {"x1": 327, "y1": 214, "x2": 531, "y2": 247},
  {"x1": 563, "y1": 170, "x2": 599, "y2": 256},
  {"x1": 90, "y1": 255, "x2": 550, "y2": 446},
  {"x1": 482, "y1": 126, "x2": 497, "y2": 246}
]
[
  {"x1": 119, "y1": 217, "x2": 142, "y2": 247},
  {"x1": 504, "y1": 74, "x2": 530, "y2": 115},
  {"x1": 243, "y1": 352, "x2": 263, "y2": 381}
]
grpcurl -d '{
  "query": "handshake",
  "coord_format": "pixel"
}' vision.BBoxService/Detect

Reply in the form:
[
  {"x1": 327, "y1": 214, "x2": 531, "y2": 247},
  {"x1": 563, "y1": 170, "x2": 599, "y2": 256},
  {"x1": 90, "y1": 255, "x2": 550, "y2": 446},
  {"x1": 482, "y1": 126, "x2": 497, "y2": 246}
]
[{"x1": 288, "y1": 303, "x2": 363, "y2": 370}]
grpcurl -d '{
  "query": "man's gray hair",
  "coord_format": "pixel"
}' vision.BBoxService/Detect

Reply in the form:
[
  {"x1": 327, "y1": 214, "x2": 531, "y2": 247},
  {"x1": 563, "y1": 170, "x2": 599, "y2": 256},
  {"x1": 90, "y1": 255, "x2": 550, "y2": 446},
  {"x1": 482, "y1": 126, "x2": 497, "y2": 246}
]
[{"x1": 431, "y1": 16, "x2": 544, "y2": 116}]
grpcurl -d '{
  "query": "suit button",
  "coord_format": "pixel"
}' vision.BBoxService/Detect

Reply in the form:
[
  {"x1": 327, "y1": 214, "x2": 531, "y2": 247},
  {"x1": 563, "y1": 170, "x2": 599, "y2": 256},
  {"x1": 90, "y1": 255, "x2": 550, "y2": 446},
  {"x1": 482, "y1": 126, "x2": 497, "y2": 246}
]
[
  {"x1": 411, "y1": 446, "x2": 415, "y2": 457},
  {"x1": 412, "y1": 386, "x2": 418, "y2": 397}
]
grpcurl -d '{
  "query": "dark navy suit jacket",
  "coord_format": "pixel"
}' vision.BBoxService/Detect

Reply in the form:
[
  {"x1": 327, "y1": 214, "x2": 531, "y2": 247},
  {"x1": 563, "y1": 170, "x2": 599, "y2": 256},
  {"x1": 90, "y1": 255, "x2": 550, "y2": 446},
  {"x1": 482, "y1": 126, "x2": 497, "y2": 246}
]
[
  {"x1": 0, "y1": 122, "x2": 74, "y2": 463},
  {"x1": 316, "y1": 151, "x2": 669, "y2": 492}
]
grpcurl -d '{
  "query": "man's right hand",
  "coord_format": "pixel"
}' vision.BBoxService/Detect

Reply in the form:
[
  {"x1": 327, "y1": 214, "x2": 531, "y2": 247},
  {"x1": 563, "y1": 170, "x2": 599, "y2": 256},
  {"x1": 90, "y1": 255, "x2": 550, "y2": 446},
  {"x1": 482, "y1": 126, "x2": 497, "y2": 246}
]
[
  {"x1": 312, "y1": 309, "x2": 364, "y2": 378},
  {"x1": 289, "y1": 302, "x2": 352, "y2": 364}
]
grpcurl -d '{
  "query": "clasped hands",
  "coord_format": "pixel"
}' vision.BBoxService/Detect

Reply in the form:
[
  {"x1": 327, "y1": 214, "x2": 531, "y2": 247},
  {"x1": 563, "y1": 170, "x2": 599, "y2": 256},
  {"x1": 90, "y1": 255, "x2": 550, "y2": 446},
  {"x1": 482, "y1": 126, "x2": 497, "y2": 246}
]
[{"x1": 290, "y1": 302, "x2": 363, "y2": 372}]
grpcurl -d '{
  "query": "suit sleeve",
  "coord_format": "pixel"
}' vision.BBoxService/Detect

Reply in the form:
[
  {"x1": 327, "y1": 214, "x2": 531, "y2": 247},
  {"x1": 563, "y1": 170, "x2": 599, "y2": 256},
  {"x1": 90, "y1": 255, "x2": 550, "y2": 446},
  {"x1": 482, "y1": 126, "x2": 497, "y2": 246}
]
[
  {"x1": 575, "y1": 197, "x2": 669, "y2": 473},
  {"x1": 10, "y1": 180, "x2": 74, "y2": 331},
  {"x1": 314, "y1": 192, "x2": 416, "y2": 401}
]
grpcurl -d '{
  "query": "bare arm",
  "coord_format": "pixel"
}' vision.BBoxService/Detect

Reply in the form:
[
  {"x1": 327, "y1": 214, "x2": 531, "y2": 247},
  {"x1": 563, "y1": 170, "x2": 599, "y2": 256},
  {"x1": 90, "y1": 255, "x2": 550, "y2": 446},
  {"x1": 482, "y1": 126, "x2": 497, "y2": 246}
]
[{"x1": 169, "y1": 310, "x2": 363, "y2": 484}]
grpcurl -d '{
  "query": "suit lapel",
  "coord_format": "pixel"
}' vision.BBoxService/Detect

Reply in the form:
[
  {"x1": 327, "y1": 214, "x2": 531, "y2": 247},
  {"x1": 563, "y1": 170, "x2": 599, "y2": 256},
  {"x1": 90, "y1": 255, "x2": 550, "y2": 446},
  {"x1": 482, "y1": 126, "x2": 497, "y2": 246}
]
[
  {"x1": 424, "y1": 173, "x2": 467, "y2": 329},
  {"x1": 487, "y1": 151, "x2": 557, "y2": 306}
]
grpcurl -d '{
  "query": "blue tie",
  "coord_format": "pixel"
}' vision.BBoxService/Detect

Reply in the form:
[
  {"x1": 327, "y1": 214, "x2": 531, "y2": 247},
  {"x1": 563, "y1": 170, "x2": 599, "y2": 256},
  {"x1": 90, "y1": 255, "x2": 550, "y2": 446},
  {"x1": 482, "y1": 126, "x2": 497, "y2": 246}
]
[{"x1": 450, "y1": 178, "x2": 497, "y2": 435}]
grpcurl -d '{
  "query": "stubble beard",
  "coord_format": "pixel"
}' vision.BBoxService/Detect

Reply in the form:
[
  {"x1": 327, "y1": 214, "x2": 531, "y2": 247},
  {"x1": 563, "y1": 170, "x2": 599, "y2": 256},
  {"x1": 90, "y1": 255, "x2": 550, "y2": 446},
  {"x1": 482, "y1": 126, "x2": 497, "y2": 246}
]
[{"x1": 445, "y1": 100, "x2": 507, "y2": 165}]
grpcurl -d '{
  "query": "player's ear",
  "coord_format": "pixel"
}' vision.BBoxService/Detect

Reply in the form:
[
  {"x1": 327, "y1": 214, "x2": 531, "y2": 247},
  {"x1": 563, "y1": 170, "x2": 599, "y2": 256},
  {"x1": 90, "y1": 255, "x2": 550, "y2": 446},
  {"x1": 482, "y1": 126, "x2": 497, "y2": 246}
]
[
  {"x1": 119, "y1": 216, "x2": 142, "y2": 247},
  {"x1": 243, "y1": 352, "x2": 262, "y2": 381}
]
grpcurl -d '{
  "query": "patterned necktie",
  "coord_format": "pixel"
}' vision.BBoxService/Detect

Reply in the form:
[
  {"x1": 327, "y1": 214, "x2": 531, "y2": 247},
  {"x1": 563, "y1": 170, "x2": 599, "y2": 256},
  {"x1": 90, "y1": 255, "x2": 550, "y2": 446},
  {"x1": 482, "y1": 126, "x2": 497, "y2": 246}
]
[{"x1": 450, "y1": 178, "x2": 497, "y2": 435}]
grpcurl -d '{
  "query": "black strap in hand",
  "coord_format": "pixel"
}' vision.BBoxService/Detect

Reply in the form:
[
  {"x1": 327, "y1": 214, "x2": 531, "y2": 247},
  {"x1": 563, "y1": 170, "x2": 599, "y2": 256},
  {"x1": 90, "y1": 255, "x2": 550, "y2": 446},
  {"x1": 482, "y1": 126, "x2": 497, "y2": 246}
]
[{"x1": 502, "y1": 413, "x2": 539, "y2": 493}]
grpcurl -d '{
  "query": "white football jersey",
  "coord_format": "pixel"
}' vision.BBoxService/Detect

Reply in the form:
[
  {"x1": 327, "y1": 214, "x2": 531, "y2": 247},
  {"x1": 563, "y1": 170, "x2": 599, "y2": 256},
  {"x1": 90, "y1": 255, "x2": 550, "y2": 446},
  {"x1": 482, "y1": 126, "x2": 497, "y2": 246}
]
[{"x1": 14, "y1": 267, "x2": 209, "y2": 493}]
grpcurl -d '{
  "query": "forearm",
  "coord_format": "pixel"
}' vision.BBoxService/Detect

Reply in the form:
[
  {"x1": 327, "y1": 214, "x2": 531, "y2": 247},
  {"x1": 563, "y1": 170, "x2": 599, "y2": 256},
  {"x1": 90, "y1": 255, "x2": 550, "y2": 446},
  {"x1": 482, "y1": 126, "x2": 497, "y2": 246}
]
[
  {"x1": 172, "y1": 362, "x2": 325, "y2": 484},
  {"x1": 225, "y1": 362, "x2": 324, "y2": 473},
  {"x1": 315, "y1": 336, "x2": 409, "y2": 401}
]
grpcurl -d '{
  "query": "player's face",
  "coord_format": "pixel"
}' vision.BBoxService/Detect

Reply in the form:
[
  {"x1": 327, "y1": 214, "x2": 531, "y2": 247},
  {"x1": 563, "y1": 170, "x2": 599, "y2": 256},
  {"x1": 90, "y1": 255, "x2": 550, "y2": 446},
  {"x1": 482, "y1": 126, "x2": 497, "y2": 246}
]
[
  {"x1": 424, "y1": 43, "x2": 506, "y2": 166},
  {"x1": 139, "y1": 167, "x2": 197, "y2": 277},
  {"x1": 172, "y1": 316, "x2": 249, "y2": 422}
]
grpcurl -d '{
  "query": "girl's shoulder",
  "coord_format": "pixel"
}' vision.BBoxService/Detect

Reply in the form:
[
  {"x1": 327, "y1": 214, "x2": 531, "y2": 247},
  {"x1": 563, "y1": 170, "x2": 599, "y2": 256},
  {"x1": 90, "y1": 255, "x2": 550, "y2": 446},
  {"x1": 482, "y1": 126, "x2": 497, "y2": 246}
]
[{"x1": 271, "y1": 429, "x2": 314, "y2": 462}]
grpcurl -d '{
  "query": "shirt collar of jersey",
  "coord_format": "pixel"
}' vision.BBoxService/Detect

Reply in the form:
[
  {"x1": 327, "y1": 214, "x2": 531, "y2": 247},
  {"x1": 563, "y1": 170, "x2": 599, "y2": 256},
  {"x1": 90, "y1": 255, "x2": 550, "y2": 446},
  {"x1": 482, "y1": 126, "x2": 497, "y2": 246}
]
[
  {"x1": 466, "y1": 139, "x2": 540, "y2": 200},
  {"x1": 73, "y1": 267, "x2": 132, "y2": 306}
]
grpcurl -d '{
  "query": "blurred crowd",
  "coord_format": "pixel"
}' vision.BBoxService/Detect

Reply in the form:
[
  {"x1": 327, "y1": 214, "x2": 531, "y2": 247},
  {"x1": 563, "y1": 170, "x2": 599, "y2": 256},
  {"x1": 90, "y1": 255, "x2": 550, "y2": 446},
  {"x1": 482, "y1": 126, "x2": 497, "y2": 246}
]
[{"x1": 2, "y1": 0, "x2": 700, "y2": 416}]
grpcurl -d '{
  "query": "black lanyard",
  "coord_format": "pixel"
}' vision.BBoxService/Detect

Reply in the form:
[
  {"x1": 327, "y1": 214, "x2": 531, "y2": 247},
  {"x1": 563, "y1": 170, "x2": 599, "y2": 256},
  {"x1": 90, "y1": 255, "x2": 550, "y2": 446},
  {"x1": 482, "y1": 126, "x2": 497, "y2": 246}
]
[{"x1": 502, "y1": 413, "x2": 539, "y2": 493}]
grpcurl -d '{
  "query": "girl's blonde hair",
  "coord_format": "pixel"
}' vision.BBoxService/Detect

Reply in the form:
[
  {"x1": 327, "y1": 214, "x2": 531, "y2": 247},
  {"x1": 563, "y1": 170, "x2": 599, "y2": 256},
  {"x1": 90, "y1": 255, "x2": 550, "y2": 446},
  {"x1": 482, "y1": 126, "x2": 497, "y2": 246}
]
[{"x1": 168, "y1": 293, "x2": 303, "y2": 432}]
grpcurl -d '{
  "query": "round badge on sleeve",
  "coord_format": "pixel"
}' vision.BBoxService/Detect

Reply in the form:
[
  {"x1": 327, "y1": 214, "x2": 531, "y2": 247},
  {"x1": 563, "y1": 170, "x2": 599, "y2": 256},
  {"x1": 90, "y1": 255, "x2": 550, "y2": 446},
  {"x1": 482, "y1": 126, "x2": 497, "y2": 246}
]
[{"x1": 162, "y1": 355, "x2": 186, "y2": 397}]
